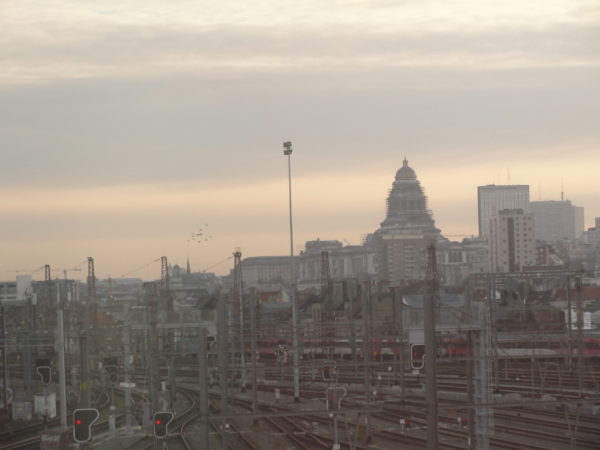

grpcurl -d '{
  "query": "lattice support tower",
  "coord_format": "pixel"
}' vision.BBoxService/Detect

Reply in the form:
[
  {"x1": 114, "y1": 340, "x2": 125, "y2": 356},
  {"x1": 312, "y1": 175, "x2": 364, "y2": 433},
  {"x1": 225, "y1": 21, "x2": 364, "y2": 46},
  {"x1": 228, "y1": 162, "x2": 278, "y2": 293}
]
[
  {"x1": 87, "y1": 257, "x2": 97, "y2": 330},
  {"x1": 233, "y1": 250, "x2": 246, "y2": 390},
  {"x1": 473, "y1": 282, "x2": 495, "y2": 450}
]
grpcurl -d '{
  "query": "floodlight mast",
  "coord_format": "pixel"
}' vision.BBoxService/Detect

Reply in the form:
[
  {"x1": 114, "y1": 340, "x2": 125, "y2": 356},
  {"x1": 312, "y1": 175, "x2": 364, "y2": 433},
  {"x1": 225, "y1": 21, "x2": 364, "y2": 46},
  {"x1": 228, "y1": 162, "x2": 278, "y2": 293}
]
[{"x1": 283, "y1": 140, "x2": 300, "y2": 402}]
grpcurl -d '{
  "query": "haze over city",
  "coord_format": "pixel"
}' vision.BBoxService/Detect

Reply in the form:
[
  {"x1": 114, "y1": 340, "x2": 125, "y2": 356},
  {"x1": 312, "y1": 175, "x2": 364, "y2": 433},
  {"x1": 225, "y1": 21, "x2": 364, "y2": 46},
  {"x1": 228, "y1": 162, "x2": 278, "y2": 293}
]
[{"x1": 1, "y1": 0, "x2": 599, "y2": 280}]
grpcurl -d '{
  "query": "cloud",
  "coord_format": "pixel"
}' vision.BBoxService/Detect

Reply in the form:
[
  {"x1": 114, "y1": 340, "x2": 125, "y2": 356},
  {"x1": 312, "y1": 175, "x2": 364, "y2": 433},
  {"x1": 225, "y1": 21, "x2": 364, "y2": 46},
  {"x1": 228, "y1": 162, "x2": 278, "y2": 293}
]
[
  {"x1": 1, "y1": 60, "x2": 598, "y2": 190},
  {"x1": 1, "y1": 0, "x2": 599, "y2": 278},
  {"x1": 2, "y1": 21, "x2": 599, "y2": 85}
]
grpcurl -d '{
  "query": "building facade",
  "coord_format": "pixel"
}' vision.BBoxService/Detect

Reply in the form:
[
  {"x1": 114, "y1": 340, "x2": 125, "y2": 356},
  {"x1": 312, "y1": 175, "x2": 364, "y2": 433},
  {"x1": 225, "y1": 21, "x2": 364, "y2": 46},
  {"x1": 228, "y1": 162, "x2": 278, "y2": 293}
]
[
  {"x1": 437, "y1": 237, "x2": 490, "y2": 286},
  {"x1": 372, "y1": 158, "x2": 441, "y2": 285},
  {"x1": 297, "y1": 239, "x2": 376, "y2": 287},
  {"x1": 583, "y1": 217, "x2": 600, "y2": 248},
  {"x1": 530, "y1": 200, "x2": 584, "y2": 241},
  {"x1": 241, "y1": 256, "x2": 295, "y2": 285},
  {"x1": 478, "y1": 185, "x2": 530, "y2": 238},
  {"x1": 489, "y1": 209, "x2": 536, "y2": 273}
]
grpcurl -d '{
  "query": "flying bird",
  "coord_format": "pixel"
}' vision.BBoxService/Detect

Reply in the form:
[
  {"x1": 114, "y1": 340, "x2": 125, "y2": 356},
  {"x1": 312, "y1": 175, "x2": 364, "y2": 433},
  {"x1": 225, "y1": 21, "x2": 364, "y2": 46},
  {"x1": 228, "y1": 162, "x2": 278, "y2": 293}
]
[{"x1": 187, "y1": 224, "x2": 213, "y2": 244}]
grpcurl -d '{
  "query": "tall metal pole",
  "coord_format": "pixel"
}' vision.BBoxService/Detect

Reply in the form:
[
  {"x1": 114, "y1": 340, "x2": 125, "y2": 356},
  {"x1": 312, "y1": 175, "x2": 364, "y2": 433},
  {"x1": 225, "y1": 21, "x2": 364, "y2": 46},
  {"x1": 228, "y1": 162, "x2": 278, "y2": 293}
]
[
  {"x1": 80, "y1": 332, "x2": 89, "y2": 407},
  {"x1": 198, "y1": 328, "x2": 209, "y2": 449},
  {"x1": 361, "y1": 280, "x2": 373, "y2": 444},
  {"x1": 249, "y1": 289, "x2": 258, "y2": 423},
  {"x1": 576, "y1": 275, "x2": 584, "y2": 393},
  {"x1": 424, "y1": 244, "x2": 439, "y2": 450},
  {"x1": 283, "y1": 141, "x2": 300, "y2": 403},
  {"x1": 566, "y1": 276, "x2": 573, "y2": 371},
  {"x1": 123, "y1": 305, "x2": 132, "y2": 430},
  {"x1": 2, "y1": 306, "x2": 9, "y2": 420},
  {"x1": 145, "y1": 283, "x2": 160, "y2": 416},
  {"x1": 465, "y1": 281, "x2": 476, "y2": 450},
  {"x1": 234, "y1": 251, "x2": 246, "y2": 391},
  {"x1": 56, "y1": 306, "x2": 67, "y2": 429},
  {"x1": 217, "y1": 293, "x2": 229, "y2": 450}
]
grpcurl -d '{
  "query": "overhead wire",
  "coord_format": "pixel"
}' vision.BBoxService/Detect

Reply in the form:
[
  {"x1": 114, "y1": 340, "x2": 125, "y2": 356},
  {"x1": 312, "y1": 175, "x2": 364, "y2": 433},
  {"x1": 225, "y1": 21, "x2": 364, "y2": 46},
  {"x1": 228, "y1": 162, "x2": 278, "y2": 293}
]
[
  {"x1": 119, "y1": 257, "x2": 162, "y2": 278},
  {"x1": 200, "y1": 255, "x2": 234, "y2": 273}
]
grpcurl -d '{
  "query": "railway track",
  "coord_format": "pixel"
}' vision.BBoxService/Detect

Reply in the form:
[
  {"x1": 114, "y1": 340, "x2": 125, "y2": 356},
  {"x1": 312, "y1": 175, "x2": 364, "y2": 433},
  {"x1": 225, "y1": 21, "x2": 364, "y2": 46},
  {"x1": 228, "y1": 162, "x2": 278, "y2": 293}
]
[{"x1": 0, "y1": 386, "x2": 112, "y2": 450}]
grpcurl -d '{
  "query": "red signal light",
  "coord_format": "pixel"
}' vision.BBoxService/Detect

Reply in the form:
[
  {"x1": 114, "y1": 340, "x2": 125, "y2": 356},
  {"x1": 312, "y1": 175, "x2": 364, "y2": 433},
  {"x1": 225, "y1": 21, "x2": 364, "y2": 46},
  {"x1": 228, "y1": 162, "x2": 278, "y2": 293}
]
[
  {"x1": 73, "y1": 408, "x2": 100, "y2": 443},
  {"x1": 153, "y1": 411, "x2": 174, "y2": 438}
]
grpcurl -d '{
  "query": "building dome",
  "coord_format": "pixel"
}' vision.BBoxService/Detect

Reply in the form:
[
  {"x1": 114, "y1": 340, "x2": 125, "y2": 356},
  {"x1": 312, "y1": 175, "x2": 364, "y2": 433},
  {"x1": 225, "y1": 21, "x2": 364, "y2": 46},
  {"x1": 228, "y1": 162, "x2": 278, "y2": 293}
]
[
  {"x1": 395, "y1": 158, "x2": 417, "y2": 181},
  {"x1": 380, "y1": 157, "x2": 438, "y2": 231}
]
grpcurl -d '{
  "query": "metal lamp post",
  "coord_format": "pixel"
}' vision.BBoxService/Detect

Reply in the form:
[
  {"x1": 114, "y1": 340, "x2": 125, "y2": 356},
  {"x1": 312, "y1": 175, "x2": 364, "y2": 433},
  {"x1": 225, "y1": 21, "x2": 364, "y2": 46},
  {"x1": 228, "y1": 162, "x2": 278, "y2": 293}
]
[{"x1": 283, "y1": 141, "x2": 300, "y2": 402}]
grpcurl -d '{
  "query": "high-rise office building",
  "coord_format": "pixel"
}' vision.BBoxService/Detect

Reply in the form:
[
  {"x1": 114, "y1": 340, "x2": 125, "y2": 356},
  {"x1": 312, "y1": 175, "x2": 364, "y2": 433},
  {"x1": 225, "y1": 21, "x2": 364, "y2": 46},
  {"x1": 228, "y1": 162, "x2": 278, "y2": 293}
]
[
  {"x1": 489, "y1": 209, "x2": 536, "y2": 273},
  {"x1": 478, "y1": 185, "x2": 530, "y2": 238},
  {"x1": 373, "y1": 158, "x2": 440, "y2": 285},
  {"x1": 530, "y1": 200, "x2": 584, "y2": 241}
]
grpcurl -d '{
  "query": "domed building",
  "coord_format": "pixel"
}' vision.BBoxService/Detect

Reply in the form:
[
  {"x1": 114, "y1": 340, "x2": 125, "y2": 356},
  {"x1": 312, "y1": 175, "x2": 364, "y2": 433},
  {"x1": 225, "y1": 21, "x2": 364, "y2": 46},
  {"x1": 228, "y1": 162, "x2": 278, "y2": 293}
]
[{"x1": 373, "y1": 158, "x2": 441, "y2": 285}]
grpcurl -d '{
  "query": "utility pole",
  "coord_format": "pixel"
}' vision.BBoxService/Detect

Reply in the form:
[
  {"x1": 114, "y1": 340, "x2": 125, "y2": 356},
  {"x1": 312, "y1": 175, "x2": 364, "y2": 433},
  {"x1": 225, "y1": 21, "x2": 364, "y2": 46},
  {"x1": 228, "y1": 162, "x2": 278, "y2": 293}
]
[
  {"x1": 56, "y1": 298, "x2": 67, "y2": 429},
  {"x1": 159, "y1": 256, "x2": 170, "y2": 353},
  {"x1": 198, "y1": 328, "x2": 209, "y2": 449},
  {"x1": 23, "y1": 291, "x2": 33, "y2": 402},
  {"x1": 233, "y1": 250, "x2": 246, "y2": 391},
  {"x1": 473, "y1": 276, "x2": 495, "y2": 450},
  {"x1": 392, "y1": 287, "x2": 405, "y2": 399},
  {"x1": 122, "y1": 304, "x2": 132, "y2": 430},
  {"x1": 424, "y1": 244, "x2": 439, "y2": 450},
  {"x1": 576, "y1": 275, "x2": 585, "y2": 393},
  {"x1": 249, "y1": 289, "x2": 258, "y2": 424},
  {"x1": 80, "y1": 332, "x2": 89, "y2": 407},
  {"x1": 2, "y1": 305, "x2": 9, "y2": 420},
  {"x1": 361, "y1": 279, "x2": 373, "y2": 444},
  {"x1": 87, "y1": 257, "x2": 97, "y2": 332},
  {"x1": 320, "y1": 251, "x2": 331, "y2": 306},
  {"x1": 86, "y1": 257, "x2": 97, "y2": 411},
  {"x1": 465, "y1": 281, "x2": 476, "y2": 450},
  {"x1": 217, "y1": 293, "x2": 230, "y2": 450},
  {"x1": 566, "y1": 275, "x2": 573, "y2": 371},
  {"x1": 145, "y1": 283, "x2": 160, "y2": 417}
]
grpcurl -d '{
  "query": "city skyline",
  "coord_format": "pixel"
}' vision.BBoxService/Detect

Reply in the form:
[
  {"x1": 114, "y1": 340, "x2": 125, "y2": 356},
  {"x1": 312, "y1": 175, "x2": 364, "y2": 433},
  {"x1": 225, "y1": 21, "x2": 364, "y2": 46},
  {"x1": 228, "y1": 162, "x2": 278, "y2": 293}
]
[
  {"x1": 1, "y1": 1, "x2": 599, "y2": 280},
  {"x1": 1, "y1": 160, "x2": 596, "y2": 281}
]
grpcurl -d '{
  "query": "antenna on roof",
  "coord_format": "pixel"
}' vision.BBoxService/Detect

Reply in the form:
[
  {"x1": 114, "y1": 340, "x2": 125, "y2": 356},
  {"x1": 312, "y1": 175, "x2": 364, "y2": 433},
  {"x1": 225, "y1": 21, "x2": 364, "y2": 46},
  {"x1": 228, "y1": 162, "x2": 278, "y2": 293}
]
[
  {"x1": 507, "y1": 168, "x2": 511, "y2": 185},
  {"x1": 561, "y1": 180, "x2": 564, "y2": 201}
]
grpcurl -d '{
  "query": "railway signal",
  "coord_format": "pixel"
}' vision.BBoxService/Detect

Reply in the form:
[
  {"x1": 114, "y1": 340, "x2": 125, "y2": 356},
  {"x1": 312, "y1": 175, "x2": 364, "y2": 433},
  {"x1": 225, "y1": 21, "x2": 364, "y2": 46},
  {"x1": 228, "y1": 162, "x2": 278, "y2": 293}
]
[
  {"x1": 36, "y1": 366, "x2": 51, "y2": 385},
  {"x1": 322, "y1": 360, "x2": 336, "y2": 381},
  {"x1": 104, "y1": 364, "x2": 118, "y2": 383},
  {"x1": 326, "y1": 386, "x2": 347, "y2": 411},
  {"x1": 73, "y1": 408, "x2": 100, "y2": 443},
  {"x1": 410, "y1": 344, "x2": 425, "y2": 369},
  {"x1": 153, "y1": 411, "x2": 175, "y2": 438}
]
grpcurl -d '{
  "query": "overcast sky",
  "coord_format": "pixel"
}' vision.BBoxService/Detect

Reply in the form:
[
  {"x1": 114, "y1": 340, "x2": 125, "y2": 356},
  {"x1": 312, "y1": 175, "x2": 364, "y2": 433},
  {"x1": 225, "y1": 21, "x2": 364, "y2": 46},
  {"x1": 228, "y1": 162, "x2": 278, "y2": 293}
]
[{"x1": 1, "y1": 0, "x2": 599, "y2": 280}]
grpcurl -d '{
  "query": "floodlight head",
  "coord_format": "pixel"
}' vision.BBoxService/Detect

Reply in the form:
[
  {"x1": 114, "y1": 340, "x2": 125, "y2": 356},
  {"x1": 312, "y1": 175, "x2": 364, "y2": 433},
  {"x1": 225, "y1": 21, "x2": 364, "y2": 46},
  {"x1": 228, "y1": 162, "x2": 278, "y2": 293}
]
[{"x1": 283, "y1": 141, "x2": 292, "y2": 155}]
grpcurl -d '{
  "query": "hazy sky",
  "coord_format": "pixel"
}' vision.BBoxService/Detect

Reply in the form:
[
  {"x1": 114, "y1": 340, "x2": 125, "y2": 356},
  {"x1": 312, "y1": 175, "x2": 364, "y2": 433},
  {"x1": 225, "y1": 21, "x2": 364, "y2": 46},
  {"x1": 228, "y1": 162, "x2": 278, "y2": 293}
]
[{"x1": 1, "y1": 1, "x2": 599, "y2": 280}]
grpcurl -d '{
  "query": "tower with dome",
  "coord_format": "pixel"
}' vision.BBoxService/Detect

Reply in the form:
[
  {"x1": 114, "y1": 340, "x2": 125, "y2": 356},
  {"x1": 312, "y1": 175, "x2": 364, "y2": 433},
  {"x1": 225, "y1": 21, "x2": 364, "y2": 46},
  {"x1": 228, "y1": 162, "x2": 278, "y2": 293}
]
[{"x1": 373, "y1": 158, "x2": 441, "y2": 285}]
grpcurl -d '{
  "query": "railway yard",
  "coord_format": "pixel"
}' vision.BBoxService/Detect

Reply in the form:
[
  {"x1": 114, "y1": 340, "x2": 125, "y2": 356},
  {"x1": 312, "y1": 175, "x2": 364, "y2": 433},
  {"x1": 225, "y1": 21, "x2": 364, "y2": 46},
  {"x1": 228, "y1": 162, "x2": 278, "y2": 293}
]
[
  {"x1": 1, "y1": 352, "x2": 600, "y2": 449},
  {"x1": 2, "y1": 269, "x2": 600, "y2": 449}
]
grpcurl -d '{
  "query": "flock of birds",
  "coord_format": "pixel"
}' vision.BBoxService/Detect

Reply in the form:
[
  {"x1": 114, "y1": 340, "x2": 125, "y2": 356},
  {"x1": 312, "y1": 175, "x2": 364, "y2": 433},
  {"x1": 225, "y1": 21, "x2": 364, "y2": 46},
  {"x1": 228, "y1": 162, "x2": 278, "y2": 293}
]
[{"x1": 186, "y1": 224, "x2": 213, "y2": 244}]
